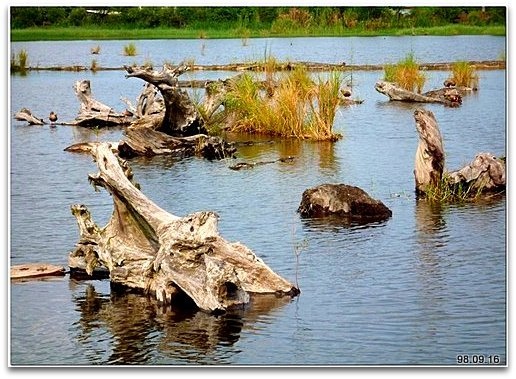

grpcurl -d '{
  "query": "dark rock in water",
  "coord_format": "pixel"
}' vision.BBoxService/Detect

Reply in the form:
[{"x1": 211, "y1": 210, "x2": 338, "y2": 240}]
[{"x1": 297, "y1": 183, "x2": 392, "y2": 223}]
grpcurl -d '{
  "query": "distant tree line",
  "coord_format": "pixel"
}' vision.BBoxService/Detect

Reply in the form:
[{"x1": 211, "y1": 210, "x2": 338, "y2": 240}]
[{"x1": 10, "y1": 6, "x2": 506, "y2": 30}]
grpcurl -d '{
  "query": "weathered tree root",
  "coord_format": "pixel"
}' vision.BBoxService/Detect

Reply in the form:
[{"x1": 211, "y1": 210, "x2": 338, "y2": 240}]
[{"x1": 69, "y1": 143, "x2": 299, "y2": 313}]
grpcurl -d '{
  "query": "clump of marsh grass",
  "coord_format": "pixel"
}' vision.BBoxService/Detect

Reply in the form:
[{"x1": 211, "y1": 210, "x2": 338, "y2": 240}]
[
  {"x1": 223, "y1": 67, "x2": 343, "y2": 141},
  {"x1": 123, "y1": 42, "x2": 137, "y2": 56},
  {"x1": 384, "y1": 52, "x2": 426, "y2": 93},
  {"x1": 450, "y1": 61, "x2": 479, "y2": 89},
  {"x1": 422, "y1": 173, "x2": 484, "y2": 203},
  {"x1": 11, "y1": 49, "x2": 28, "y2": 74}
]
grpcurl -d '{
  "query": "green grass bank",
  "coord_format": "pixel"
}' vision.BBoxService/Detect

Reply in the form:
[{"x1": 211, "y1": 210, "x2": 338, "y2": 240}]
[{"x1": 10, "y1": 24, "x2": 506, "y2": 42}]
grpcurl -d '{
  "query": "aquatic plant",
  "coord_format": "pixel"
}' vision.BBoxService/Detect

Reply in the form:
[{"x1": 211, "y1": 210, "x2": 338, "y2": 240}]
[
  {"x1": 422, "y1": 173, "x2": 485, "y2": 203},
  {"x1": 383, "y1": 52, "x2": 426, "y2": 93},
  {"x1": 451, "y1": 60, "x2": 479, "y2": 88},
  {"x1": 223, "y1": 67, "x2": 343, "y2": 141},
  {"x1": 11, "y1": 49, "x2": 28, "y2": 74},
  {"x1": 123, "y1": 42, "x2": 137, "y2": 56}
]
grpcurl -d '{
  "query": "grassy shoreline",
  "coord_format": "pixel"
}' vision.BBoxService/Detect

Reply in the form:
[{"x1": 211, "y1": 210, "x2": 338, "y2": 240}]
[{"x1": 10, "y1": 24, "x2": 506, "y2": 42}]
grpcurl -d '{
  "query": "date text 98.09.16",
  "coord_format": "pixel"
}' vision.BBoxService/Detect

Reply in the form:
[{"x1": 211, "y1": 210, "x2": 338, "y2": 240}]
[{"x1": 456, "y1": 354, "x2": 501, "y2": 364}]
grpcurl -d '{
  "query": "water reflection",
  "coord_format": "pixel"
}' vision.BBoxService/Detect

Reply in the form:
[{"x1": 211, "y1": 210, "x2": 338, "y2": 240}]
[
  {"x1": 228, "y1": 135, "x2": 340, "y2": 175},
  {"x1": 70, "y1": 280, "x2": 293, "y2": 365},
  {"x1": 69, "y1": 124, "x2": 125, "y2": 145},
  {"x1": 414, "y1": 200, "x2": 448, "y2": 299},
  {"x1": 300, "y1": 215, "x2": 390, "y2": 232}
]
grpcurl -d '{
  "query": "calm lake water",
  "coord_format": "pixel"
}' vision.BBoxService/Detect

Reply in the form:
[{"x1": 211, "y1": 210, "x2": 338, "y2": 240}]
[{"x1": 9, "y1": 36, "x2": 506, "y2": 366}]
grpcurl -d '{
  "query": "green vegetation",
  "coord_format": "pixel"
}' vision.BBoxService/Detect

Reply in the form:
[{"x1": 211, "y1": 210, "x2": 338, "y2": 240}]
[
  {"x1": 423, "y1": 174, "x2": 484, "y2": 203},
  {"x1": 451, "y1": 61, "x2": 479, "y2": 88},
  {"x1": 222, "y1": 68, "x2": 343, "y2": 141},
  {"x1": 123, "y1": 42, "x2": 137, "y2": 56},
  {"x1": 384, "y1": 53, "x2": 426, "y2": 93},
  {"x1": 10, "y1": 48, "x2": 28, "y2": 73},
  {"x1": 10, "y1": 6, "x2": 506, "y2": 41}
]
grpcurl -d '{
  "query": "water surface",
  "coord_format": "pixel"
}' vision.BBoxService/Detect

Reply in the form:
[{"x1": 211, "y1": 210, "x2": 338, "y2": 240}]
[{"x1": 9, "y1": 36, "x2": 506, "y2": 366}]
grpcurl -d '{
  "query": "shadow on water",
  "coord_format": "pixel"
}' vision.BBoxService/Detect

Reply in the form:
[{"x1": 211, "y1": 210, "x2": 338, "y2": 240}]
[{"x1": 70, "y1": 280, "x2": 294, "y2": 365}]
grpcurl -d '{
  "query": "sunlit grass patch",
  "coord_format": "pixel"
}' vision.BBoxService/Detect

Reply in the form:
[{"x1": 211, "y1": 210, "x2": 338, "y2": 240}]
[
  {"x1": 384, "y1": 52, "x2": 426, "y2": 93},
  {"x1": 223, "y1": 67, "x2": 343, "y2": 141},
  {"x1": 123, "y1": 42, "x2": 137, "y2": 56},
  {"x1": 451, "y1": 60, "x2": 479, "y2": 88}
]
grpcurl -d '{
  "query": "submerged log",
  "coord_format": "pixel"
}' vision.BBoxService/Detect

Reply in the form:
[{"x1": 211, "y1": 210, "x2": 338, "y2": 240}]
[
  {"x1": 297, "y1": 183, "x2": 392, "y2": 223},
  {"x1": 229, "y1": 156, "x2": 295, "y2": 171},
  {"x1": 73, "y1": 80, "x2": 134, "y2": 127},
  {"x1": 413, "y1": 108, "x2": 505, "y2": 198},
  {"x1": 69, "y1": 143, "x2": 298, "y2": 313},
  {"x1": 14, "y1": 108, "x2": 45, "y2": 125},
  {"x1": 11, "y1": 263, "x2": 66, "y2": 280},
  {"x1": 375, "y1": 81, "x2": 462, "y2": 107}
]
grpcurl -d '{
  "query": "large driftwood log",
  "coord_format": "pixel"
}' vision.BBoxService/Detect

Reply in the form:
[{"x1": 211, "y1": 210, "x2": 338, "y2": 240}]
[
  {"x1": 375, "y1": 81, "x2": 462, "y2": 107},
  {"x1": 74, "y1": 80, "x2": 134, "y2": 127},
  {"x1": 413, "y1": 108, "x2": 505, "y2": 197},
  {"x1": 124, "y1": 64, "x2": 206, "y2": 136},
  {"x1": 69, "y1": 143, "x2": 298, "y2": 313}
]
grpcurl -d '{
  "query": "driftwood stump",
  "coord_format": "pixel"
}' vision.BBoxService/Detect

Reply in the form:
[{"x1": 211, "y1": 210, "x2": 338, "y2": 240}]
[
  {"x1": 375, "y1": 81, "x2": 462, "y2": 107},
  {"x1": 73, "y1": 80, "x2": 134, "y2": 127},
  {"x1": 413, "y1": 108, "x2": 445, "y2": 195},
  {"x1": 69, "y1": 143, "x2": 298, "y2": 313},
  {"x1": 413, "y1": 108, "x2": 505, "y2": 198},
  {"x1": 124, "y1": 64, "x2": 206, "y2": 136}
]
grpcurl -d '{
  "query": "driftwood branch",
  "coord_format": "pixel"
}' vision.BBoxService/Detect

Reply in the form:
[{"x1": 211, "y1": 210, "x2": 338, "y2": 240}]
[
  {"x1": 375, "y1": 81, "x2": 462, "y2": 107},
  {"x1": 413, "y1": 108, "x2": 505, "y2": 197},
  {"x1": 14, "y1": 108, "x2": 46, "y2": 125},
  {"x1": 69, "y1": 143, "x2": 298, "y2": 313}
]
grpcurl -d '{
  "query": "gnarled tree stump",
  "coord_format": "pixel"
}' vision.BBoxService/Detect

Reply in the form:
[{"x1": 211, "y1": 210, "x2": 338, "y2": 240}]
[
  {"x1": 124, "y1": 64, "x2": 206, "y2": 136},
  {"x1": 413, "y1": 108, "x2": 505, "y2": 198},
  {"x1": 69, "y1": 143, "x2": 299, "y2": 313}
]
